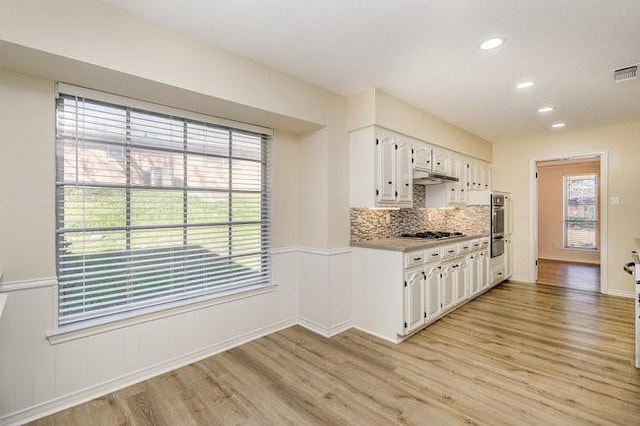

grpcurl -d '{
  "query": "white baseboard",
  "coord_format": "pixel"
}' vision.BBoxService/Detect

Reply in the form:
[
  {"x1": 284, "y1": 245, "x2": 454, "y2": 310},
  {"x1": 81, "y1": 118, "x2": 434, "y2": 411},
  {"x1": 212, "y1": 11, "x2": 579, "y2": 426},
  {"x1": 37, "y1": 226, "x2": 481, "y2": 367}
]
[
  {"x1": 351, "y1": 325, "x2": 400, "y2": 344},
  {"x1": 2, "y1": 317, "x2": 298, "y2": 426},
  {"x1": 607, "y1": 289, "x2": 634, "y2": 299},
  {"x1": 509, "y1": 276, "x2": 535, "y2": 284},
  {"x1": 538, "y1": 256, "x2": 600, "y2": 265},
  {"x1": 298, "y1": 317, "x2": 353, "y2": 338}
]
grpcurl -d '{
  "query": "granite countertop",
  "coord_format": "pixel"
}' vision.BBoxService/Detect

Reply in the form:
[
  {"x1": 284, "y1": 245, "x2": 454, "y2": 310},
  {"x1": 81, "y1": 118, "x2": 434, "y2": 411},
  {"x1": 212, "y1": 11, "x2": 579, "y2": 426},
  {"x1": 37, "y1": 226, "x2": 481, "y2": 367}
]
[{"x1": 351, "y1": 234, "x2": 489, "y2": 252}]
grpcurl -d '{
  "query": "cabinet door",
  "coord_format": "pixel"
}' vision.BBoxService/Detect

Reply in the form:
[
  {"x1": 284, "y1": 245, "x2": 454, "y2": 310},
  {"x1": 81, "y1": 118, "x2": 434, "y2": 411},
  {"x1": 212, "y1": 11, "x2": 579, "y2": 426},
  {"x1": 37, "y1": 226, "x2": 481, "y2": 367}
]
[
  {"x1": 376, "y1": 132, "x2": 396, "y2": 203},
  {"x1": 432, "y1": 149, "x2": 451, "y2": 175},
  {"x1": 468, "y1": 254, "x2": 479, "y2": 295},
  {"x1": 413, "y1": 142, "x2": 432, "y2": 171},
  {"x1": 454, "y1": 261, "x2": 466, "y2": 305},
  {"x1": 468, "y1": 162, "x2": 478, "y2": 190},
  {"x1": 440, "y1": 264, "x2": 455, "y2": 311},
  {"x1": 505, "y1": 238, "x2": 513, "y2": 279},
  {"x1": 505, "y1": 194, "x2": 513, "y2": 235},
  {"x1": 403, "y1": 269, "x2": 424, "y2": 334},
  {"x1": 479, "y1": 163, "x2": 490, "y2": 190},
  {"x1": 396, "y1": 138, "x2": 413, "y2": 205},
  {"x1": 478, "y1": 250, "x2": 489, "y2": 290},
  {"x1": 425, "y1": 265, "x2": 441, "y2": 319}
]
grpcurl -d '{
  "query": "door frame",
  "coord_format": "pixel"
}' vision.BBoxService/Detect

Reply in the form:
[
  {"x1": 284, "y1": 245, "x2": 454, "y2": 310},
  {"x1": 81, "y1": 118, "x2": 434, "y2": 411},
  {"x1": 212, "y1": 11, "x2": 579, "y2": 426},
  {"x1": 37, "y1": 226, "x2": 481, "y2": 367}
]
[{"x1": 529, "y1": 151, "x2": 608, "y2": 293}]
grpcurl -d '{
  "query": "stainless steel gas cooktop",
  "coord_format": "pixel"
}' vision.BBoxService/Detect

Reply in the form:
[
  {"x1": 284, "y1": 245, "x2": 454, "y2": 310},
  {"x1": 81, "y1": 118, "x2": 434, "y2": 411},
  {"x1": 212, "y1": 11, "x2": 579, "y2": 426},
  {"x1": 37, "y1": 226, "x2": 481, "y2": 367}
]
[{"x1": 401, "y1": 231, "x2": 465, "y2": 240}]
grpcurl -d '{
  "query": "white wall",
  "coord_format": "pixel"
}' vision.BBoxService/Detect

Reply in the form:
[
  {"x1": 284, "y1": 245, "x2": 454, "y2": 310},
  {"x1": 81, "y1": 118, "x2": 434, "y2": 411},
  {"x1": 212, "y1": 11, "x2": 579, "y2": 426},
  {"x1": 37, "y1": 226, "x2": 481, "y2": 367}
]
[
  {"x1": 492, "y1": 121, "x2": 640, "y2": 295},
  {"x1": 0, "y1": 0, "x2": 353, "y2": 421},
  {"x1": 0, "y1": 70, "x2": 304, "y2": 424},
  {"x1": 347, "y1": 88, "x2": 493, "y2": 162}
]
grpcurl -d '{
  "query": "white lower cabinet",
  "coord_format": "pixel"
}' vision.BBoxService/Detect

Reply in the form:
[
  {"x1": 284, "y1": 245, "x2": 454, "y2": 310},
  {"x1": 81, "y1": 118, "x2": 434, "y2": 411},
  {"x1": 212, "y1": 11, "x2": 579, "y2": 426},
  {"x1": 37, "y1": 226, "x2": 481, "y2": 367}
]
[
  {"x1": 440, "y1": 262, "x2": 455, "y2": 312},
  {"x1": 352, "y1": 238, "x2": 495, "y2": 343},
  {"x1": 425, "y1": 264, "x2": 441, "y2": 319},
  {"x1": 467, "y1": 252, "x2": 480, "y2": 296},
  {"x1": 403, "y1": 268, "x2": 425, "y2": 334}
]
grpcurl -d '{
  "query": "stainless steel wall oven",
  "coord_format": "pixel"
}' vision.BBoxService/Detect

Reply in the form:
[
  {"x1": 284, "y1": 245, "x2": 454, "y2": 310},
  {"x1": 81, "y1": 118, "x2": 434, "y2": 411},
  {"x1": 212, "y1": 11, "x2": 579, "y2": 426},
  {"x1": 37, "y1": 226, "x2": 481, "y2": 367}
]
[{"x1": 491, "y1": 194, "x2": 505, "y2": 258}]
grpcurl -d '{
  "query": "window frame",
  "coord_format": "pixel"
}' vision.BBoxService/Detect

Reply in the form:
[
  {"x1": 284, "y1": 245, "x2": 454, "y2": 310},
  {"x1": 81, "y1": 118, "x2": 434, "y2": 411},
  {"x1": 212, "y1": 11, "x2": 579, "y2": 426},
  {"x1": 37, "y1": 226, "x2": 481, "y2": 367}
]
[
  {"x1": 562, "y1": 173, "x2": 598, "y2": 251},
  {"x1": 54, "y1": 84, "x2": 274, "y2": 330}
]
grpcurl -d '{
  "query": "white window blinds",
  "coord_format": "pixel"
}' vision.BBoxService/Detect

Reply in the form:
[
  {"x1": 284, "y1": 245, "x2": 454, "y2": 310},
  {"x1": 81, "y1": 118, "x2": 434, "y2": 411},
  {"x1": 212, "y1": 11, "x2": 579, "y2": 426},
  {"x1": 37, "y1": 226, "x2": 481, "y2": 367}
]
[{"x1": 55, "y1": 88, "x2": 272, "y2": 326}]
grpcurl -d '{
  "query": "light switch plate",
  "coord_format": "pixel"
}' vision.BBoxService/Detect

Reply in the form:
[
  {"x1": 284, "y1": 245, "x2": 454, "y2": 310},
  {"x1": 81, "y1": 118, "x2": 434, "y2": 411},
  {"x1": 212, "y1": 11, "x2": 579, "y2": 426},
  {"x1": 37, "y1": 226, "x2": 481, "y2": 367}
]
[{"x1": 611, "y1": 196, "x2": 620, "y2": 205}]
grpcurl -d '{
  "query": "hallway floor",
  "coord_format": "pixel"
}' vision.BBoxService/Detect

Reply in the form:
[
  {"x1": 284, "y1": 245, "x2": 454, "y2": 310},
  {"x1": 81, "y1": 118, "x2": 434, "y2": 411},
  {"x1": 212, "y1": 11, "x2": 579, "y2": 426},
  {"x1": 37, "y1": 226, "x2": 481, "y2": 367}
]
[{"x1": 537, "y1": 258, "x2": 600, "y2": 292}]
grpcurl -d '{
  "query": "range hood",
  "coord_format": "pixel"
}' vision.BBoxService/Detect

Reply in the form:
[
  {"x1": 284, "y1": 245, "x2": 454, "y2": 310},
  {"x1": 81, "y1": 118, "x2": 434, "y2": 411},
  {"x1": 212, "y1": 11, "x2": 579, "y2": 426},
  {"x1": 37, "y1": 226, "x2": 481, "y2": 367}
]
[{"x1": 413, "y1": 170, "x2": 459, "y2": 185}]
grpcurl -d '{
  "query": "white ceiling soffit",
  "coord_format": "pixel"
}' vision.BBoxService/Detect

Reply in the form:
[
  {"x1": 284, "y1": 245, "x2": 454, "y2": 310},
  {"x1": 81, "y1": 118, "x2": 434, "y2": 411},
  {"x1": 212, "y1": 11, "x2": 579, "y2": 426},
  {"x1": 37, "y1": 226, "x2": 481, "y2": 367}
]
[{"x1": 102, "y1": 0, "x2": 640, "y2": 142}]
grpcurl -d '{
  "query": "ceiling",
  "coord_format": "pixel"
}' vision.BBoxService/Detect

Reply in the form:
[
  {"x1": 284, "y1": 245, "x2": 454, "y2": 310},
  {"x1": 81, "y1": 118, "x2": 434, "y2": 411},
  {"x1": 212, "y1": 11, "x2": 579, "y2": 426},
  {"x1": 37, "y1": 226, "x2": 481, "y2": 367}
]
[{"x1": 102, "y1": 0, "x2": 640, "y2": 142}]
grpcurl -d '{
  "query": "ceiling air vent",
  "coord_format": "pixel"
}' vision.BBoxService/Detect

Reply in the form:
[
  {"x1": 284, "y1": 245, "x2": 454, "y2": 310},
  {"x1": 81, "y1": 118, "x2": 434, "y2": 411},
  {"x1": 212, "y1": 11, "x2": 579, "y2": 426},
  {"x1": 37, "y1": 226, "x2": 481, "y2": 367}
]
[{"x1": 613, "y1": 65, "x2": 637, "y2": 82}]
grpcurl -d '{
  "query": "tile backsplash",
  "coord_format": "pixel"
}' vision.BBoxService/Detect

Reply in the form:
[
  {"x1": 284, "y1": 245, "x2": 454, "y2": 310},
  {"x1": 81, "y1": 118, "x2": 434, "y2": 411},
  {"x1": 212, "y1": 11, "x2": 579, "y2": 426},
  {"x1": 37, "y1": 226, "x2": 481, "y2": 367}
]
[{"x1": 350, "y1": 186, "x2": 490, "y2": 242}]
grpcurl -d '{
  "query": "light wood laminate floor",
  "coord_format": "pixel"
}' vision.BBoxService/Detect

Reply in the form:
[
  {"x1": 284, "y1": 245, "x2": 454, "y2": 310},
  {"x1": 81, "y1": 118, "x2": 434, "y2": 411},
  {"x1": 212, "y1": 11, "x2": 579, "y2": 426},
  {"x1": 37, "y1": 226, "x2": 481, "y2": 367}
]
[
  {"x1": 537, "y1": 258, "x2": 601, "y2": 292},
  {"x1": 31, "y1": 283, "x2": 638, "y2": 425}
]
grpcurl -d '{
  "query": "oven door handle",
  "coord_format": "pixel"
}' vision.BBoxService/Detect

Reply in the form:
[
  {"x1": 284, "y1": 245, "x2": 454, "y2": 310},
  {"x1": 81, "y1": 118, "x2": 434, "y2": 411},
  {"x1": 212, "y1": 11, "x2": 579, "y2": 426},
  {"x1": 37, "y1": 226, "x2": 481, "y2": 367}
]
[{"x1": 623, "y1": 262, "x2": 635, "y2": 276}]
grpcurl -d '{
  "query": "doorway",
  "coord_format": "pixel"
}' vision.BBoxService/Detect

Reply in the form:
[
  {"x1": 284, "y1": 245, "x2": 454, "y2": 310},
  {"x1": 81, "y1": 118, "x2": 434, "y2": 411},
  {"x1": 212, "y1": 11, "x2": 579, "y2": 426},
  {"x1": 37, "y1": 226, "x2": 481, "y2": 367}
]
[{"x1": 534, "y1": 155, "x2": 604, "y2": 292}]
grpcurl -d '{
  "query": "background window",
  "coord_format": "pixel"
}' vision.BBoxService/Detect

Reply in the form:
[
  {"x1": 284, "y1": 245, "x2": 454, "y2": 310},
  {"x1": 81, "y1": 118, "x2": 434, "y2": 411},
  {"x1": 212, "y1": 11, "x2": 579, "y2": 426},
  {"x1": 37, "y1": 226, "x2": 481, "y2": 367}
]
[
  {"x1": 56, "y1": 91, "x2": 271, "y2": 326},
  {"x1": 564, "y1": 174, "x2": 598, "y2": 250}
]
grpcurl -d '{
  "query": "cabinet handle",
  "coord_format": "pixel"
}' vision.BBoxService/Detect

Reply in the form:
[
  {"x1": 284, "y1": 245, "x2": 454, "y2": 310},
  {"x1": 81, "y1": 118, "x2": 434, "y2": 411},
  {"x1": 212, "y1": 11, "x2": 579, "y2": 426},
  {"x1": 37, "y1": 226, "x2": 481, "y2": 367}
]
[
  {"x1": 413, "y1": 257, "x2": 423, "y2": 261},
  {"x1": 431, "y1": 253, "x2": 439, "y2": 257},
  {"x1": 448, "y1": 250, "x2": 455, "y2": 253},
  {"x1": 463, "y1": 246, "x2": 469, "y2": 249},
  {"x1": 437, "y1": 162, "x2": 441, "y2": 165},
  {"x1": 388, "y1": 181, "x2": 392, "y2": 185},
  {"x1": 405, "y1": 183, "x2": 409, "y2": 187}
]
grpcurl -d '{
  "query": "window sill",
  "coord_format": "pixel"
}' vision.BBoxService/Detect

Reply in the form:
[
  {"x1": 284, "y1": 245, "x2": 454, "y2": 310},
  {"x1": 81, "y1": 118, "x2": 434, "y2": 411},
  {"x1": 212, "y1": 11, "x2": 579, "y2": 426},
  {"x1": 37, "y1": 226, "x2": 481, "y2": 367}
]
[
  {"x1": 561, "y1": 247, "x2": 599, "y2": 253},
  {"x1": 47, "y1": 283, "x2": 277, "y2": 345}
]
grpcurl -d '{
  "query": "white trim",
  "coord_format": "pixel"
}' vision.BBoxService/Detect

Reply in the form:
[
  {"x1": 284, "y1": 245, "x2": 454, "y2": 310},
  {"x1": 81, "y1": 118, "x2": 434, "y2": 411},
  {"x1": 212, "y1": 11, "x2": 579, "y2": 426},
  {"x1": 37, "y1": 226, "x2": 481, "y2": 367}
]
[
  {"x1": 0, "y1": 293, "x2": 7, "y2": 318},
  {"x1": 530, "y1": 151, "x2": 608, "y2": 293},
  {"x1": 607, "y1": 289, "x2": 634, "y2": 299},
  {"x1": 351, "y1": 325, "x2": 401, "y2": 344},
  {"x1": 297, "y1": 247, "x2": 351, "y2": 257},
  {"x1": 48, "y1": 284, "x2": 277, "y2": 345},
  {"x1": 1, "y1": 317, "x2": 297, "y2": 426},
  {"x1": 56, "y1": 83, "x2": 274, "y2": 137},
  {"x1": 0, "y1": 277, "x2": 57, "y2": 292},
  {"x1": 509, "y1": 276, "x2": 535, "y2": 284},
  {"x1": 271, "y1": 246, "x2": 299, "y2": 255},
  {"x1": 538, "y1": 256, "x2": 600, "y2": 265},
  {"x1": 298, "y1": 318, "x2": 353, "y2": 338}
]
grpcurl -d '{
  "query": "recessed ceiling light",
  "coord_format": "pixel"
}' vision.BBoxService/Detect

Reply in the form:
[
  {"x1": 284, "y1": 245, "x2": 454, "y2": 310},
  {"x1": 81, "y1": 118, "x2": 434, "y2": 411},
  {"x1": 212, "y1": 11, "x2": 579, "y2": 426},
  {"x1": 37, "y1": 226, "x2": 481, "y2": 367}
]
[
  {"x1": 516, "y1": 81, "x2": 535, "y2": 89},
  {"x1": 551, "y1": 122, "x2": 566, "y2": 129},
  {"x1": 480, "y1": 37, "x2": 504, "y2": 50},
  {"x1": 538, "y1": 106, "x2": 555, "y2": 113}
]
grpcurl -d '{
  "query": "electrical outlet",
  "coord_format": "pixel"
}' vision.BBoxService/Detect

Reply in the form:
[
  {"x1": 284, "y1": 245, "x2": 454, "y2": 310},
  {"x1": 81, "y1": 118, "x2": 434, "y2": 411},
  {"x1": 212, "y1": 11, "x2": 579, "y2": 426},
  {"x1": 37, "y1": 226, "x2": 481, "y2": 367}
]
[
  {"x1": 611, "y1": 196, "x2": 620, "y2": 206},
  {"x1": 385, "y1": 212, "x2": 391, "y2": 225}
]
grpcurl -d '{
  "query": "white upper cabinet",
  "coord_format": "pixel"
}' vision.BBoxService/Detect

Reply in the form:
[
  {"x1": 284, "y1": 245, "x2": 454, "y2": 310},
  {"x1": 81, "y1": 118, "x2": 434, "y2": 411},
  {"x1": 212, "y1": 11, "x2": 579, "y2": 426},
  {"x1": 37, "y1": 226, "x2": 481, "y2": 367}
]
[
  {"x1": 376, "y1": 130, "x2": 397, "y2": 204},
  {"x1": 432, "y1": 148, "x2": 453, "y2": 175},
  {"x1": 349, "y1": 126, "x2": 413, "y2": 208},
  {"x1": 412, "y1": 142, "x2": 432, "y2": 171},
  {"x1": 468, "y1": 160, "x2": 491, "y2": 191},
  {"x1": 350, "y1": 125, "x2": 490, "y2": 208},
  {"x1": 396, "y1": 138, "x2": 413, "y2": 204}
]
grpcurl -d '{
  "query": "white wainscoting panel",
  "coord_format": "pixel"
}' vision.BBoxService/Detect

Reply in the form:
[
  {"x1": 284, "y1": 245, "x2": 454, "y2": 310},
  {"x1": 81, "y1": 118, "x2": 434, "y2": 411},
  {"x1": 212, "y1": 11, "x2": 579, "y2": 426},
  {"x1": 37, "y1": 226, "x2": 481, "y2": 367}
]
[{"x1": 0, "y1": 250, "x2": 300, "y2": 425}]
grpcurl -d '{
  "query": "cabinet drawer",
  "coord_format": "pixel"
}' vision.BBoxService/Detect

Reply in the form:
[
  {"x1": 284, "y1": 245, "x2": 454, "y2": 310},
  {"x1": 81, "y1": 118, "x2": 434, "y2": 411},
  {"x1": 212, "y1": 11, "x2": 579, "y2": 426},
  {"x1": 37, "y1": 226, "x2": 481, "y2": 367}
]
[
  {"x1": 457, "y1": 241, "x2": 472, "y2": 254},
  {"x1": 405, "y1": 251, "x2": 426, "y2": 268},
  {"x1": 441, "y1": 244, "x2": 458, "y2": 259},
  {"x1": 424, "y1": 246, "x2": 442, "y2": 263},
  {"x1": 491, "y1": 266, "x2": 506, "y2": 285}
]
